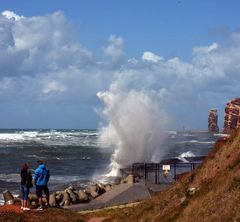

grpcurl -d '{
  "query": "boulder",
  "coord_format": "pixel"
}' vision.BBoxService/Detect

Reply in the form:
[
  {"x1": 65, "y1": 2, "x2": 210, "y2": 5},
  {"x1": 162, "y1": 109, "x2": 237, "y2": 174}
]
[
  {"x1": 187, "y1": 187, "x2": 196, "y2": 196},
  {"x1": 121, "y1": 174, "x2": 135, "y2": 184},
  {"x1": 49, "y1": 192, "x2": 57, "y2": 207},
  {"x1": 56, "y1": 192, "x2": 63, "y2": 205},
  {"x1": 66, "y1": 189, "x2": 78, "y2": 204},
  {"x1": 3, "y1": 190, "x2": 14, "y2": 205},
  {"x1": 78, "y1": 190, "x2": 89, "y2": 203},
  {"x1": 105, "y1": 184, "x2": 112, "y2": 192},
  {"x1": 28, "y1": 192, "x2": 38, "y2": 202},
  {"x1": 59, "y1": 192, "x2": 70, "y2": 206}
]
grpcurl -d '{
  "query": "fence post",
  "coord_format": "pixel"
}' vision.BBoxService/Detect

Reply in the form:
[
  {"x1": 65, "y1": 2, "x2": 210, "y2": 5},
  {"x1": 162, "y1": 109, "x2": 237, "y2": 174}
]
[
  {"x1": 144, "y1": 163, "x2": 147, "y2": 180},
  {"x1": 192, "y1": 163, "x2": 196, "y2": 171},
  {"x1": 155, "y1": 164, "x2": 157, "y2": 184},
  {"x1": 174, "y1": 164, "x2": 176, "y2": 181}
]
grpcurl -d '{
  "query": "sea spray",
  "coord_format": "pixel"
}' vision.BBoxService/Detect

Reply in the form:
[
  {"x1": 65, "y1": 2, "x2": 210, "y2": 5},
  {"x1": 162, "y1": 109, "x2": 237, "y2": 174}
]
[{"x1": 97, "y1": 88, "x2": 170, "y2": 177}]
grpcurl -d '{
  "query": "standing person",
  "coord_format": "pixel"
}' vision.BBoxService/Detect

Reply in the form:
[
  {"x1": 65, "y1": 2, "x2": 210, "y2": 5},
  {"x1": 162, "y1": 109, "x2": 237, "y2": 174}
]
[
  {"x1": 33, "y1": 160, "x2": 50, "y2": 210},
  {"x1": 20, "y1": 163, "x2": 33, "y2": 211}
]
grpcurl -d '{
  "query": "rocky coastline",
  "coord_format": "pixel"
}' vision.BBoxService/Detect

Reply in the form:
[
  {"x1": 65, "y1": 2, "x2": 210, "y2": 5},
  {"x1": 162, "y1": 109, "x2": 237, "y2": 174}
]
[{"x1": 2, "y1": 174, "x2": 135, "y2": 209}]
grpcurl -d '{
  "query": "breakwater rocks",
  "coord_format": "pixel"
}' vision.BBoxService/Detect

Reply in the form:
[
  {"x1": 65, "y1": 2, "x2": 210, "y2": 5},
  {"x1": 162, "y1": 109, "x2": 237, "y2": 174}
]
[
  {"x1": 208, "y1": 108, "x2": 219, "y2": 133},
  {"x1": 2, "y1": 174, "x2": 135, "y2": 207},
  {"x1": 223, "y1": 98, "x2": 240, "y2": 133}
]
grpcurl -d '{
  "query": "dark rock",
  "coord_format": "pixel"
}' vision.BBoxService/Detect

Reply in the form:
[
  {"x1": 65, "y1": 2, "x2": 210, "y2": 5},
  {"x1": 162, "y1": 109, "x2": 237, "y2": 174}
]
[{"x1": 208, "y1": 108, "x2": 219, "y2": 133}]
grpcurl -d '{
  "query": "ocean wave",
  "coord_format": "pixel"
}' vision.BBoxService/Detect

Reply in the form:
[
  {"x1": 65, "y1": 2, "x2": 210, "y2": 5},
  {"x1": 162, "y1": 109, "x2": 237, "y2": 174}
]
[
  {"x1": 50, "y1": 175, "x2": 84, "y2": 183},
  {"x1": 164, "y1": 131, "x2": 177, "y2": 135},
  {"x1": 213, "y1": 133, "x2": 229, "y2": 137},
  {"x1": 0, "y1": 129, "x2": 101, "y2": 147},
  {"x1": 175, "y1": 140, "x2": 215, "y2": 144},
  {"x1": 24, "y1": 154, "x2": 46, "y2": 159},
  {"x1": 0, "y1": 173, "x2": 20, "y2": 183},
  {"x1": 0, "y1": 173, "x2": 87, "y2": 186},
  {"x1": 179, "y1": 151, "x2": 195, "y2": 158},
  {"x1": 177, "y1": 151, "x2": 195, "y2": 162}
]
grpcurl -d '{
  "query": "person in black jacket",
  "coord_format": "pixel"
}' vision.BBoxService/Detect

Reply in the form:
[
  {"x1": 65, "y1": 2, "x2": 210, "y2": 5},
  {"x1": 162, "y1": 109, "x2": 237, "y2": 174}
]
[{"x1": 20, "y1": 163, "x2": 32, "y2": 210}]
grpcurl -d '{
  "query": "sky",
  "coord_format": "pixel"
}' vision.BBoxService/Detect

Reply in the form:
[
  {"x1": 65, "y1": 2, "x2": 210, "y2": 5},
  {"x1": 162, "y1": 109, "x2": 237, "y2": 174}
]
[{"x1": 0, "y1": 0, "x2": 240, "y2": 130}]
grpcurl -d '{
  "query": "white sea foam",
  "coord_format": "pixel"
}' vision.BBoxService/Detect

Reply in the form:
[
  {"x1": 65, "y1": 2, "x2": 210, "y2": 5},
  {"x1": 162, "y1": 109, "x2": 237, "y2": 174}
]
[
  {"x1": 213, "y1": 133, "x2": 229, "y2": 137},
  {"x1": 97, "y1": 87, "x2": 170, "y2": 177},
  {"x1": 178, "y1": 151, "x2": 195, "y2": 162},
  {"x1": 0, "y1": 173, "x2": 20, "y2": 183},
  {"x1": 0, "y1": 133, "x2": 25, "y2": 141},
  {"x1": 180, "y1": 151, "x2": 195, "y2": 158},
  {"x1": 164, "y1": 131, "x2": 177, "y2": 135},
  {"x1": 0, "y1": 130, "x2": 100, "y2": 147},
  {"x1": 176, "y1": 140, "x2": 214, "y2": 144},
  {"x1": 50, "y1": 175, "x2": 83, "y2": 183}
]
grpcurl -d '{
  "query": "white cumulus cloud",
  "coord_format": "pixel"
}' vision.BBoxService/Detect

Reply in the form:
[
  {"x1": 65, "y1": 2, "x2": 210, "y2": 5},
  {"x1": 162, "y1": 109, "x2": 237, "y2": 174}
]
[
  {"x1": 2, "y1": 10, "x2": 24, "y2": 21},
  {"x1": 103, "y1": 34, "x2": 124, "y2": 63},
  {"x1": 142, "y1": 51, "x2": 164, "y2": 63}
]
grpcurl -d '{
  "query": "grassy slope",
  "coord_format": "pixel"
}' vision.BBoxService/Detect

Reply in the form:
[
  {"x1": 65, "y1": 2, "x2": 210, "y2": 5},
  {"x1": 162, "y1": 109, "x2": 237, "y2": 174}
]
[{"x1": 85, "y1": 129, "x2": 240, "y2": 222}]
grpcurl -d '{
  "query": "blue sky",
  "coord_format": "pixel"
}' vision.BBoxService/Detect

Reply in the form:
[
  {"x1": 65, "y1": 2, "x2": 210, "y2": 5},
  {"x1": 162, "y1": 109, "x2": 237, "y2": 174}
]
[
  {"x1": 1, "y1": 0, "x2": 239, "y2": 59},
  {"x1": 0, "y1": 1, "x2": 240, "y2": 129}
]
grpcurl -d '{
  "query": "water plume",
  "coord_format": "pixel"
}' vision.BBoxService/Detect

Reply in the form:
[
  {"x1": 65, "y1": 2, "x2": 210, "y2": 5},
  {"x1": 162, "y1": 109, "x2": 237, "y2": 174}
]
[{"x1": 97, "y1": 85, "x2": 170, "y2": 177}]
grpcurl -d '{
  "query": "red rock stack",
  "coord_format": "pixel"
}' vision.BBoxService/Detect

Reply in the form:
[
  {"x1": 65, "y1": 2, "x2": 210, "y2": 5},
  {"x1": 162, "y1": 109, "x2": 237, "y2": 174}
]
[
  {"x1": 208, "y1": 108, "x2": 219, "y2": 133},
  {"x1": 223, "y1": 98, "x2": 240, "y2": 134}
]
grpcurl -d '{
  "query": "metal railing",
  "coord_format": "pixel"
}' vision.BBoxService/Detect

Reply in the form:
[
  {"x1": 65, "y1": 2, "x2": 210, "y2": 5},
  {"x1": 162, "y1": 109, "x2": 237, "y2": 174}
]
[{"x1": 120, "y1": 156, "x2": 205, "y2": 185}]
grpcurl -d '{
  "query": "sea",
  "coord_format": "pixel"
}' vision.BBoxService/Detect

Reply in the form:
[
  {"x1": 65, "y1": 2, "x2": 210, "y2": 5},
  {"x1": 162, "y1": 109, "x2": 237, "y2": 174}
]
[{"x1": 0, "y1": 129, "x2": 226, "y2": 204}]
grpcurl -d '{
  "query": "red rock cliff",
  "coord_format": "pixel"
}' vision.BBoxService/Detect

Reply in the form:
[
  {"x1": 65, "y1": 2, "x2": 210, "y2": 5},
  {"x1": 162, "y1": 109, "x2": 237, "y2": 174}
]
[
  {"x1": 223, "y1": 98, "x2": 240, "y2": 133},
  {"x1": 208, "y1": 108, "x2": 219, "y2": 133}
]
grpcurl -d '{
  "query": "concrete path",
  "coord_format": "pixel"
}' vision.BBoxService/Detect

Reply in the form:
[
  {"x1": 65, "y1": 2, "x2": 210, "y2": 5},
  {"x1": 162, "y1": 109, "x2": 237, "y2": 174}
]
[{"x1": 64, "y1": 183, "x2": 151, "y2": 212}]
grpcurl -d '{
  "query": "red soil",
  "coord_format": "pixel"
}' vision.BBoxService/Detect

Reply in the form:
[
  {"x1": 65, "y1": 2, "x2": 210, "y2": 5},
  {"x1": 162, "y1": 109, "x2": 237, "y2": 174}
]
[
  {"x1": 87, "y1": 218, "x2": 109, "y2": 222},
  {"x1": 0, "y1": 204, "x2": 107, "y2": 222},
  {"x1": 0, "y1": 204, "x2": 22, "y2": 214}
]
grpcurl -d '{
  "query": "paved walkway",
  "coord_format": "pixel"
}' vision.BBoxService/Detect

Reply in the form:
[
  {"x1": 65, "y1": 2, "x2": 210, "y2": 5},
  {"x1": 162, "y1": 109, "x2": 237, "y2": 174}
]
[{"x1": 64, "y1": 183, "x2": 151, "y2": 212}]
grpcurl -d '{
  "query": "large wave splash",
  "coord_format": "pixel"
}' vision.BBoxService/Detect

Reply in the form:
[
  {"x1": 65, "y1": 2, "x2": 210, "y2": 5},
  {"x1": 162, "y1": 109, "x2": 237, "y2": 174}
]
[{"x1": 97, "y1": 87, "x2": 169, "y2": 177}]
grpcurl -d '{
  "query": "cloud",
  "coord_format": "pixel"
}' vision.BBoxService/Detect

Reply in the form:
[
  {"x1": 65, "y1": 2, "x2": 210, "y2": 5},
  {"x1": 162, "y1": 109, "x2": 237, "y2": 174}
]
[
  {"x1": 142, "y1": 51, "x2": 164, "y2": 63},
  {"x1": 2, "y1": 10, "x2": 24, "y2": 21},
  {"x1": 103, "y1": 34, "x2": 124, "y2": 63},
  {"x1": 42, "y1": 81, "x2": 67, "y2": 94},
  {"x1": 0, "y1": 11, "x2": 93, "y2": 78},
  {"x1": 0, "y1": 10, "x2": 240, "y2": 129}
]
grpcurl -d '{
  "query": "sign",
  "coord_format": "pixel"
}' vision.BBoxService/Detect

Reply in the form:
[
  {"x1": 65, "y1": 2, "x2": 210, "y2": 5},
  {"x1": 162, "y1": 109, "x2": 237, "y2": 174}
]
[{"x1": 162, "y1": 165, "x2": 170, "y2": 171}]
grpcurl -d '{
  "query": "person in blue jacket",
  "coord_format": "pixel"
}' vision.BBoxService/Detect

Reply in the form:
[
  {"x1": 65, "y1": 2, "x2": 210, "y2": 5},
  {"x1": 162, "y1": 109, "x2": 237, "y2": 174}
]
[{"x1": 33, "y1": 160, "x2": 50, "y2": 210}]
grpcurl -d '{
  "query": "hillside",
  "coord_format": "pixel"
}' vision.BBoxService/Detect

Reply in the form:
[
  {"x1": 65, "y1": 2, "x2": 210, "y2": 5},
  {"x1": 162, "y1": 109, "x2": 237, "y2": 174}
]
[{"x1": 85, "y1": 130, "x2": 240, "y2": 221}]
